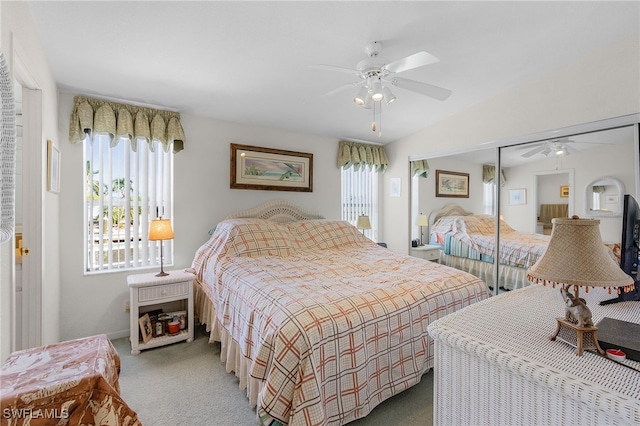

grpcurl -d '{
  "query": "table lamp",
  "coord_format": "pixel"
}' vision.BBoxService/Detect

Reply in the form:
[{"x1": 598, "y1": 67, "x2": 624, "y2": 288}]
[
  {"x1": 357, "y1": 215, "x2": 371, "y2": 235},
  {"x1": 149, "y1": 218, "x2": 174, "y2": 277},
  {"x1": 527, "y1": 216, "x2": 633, "y2": 355},
  {"x1": 416, "y1": 214, "x2": 429, "y2": 245}
]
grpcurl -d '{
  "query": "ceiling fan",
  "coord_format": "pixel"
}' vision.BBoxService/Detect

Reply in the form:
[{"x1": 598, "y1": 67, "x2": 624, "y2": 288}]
[
  {"x1": 519, "y1": 137, "x2": 605, "y2": 158},
  {"x1": 313, "y1": 41, "x2": 453, "y2": 104}
]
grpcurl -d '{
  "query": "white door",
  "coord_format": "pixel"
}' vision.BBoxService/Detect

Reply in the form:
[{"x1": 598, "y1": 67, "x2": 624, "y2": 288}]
[{"x1": 12, "y1": 68, "x2": 43, "y2": 351}]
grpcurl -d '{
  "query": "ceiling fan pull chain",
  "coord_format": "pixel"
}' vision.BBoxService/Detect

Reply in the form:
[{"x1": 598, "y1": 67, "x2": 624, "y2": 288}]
[
  {"x1": 378, "y1": 102, "x2": 382, "y2": 138},
  {"x1": 371, "y1": 101, "x2": 377, "y2": 132}
]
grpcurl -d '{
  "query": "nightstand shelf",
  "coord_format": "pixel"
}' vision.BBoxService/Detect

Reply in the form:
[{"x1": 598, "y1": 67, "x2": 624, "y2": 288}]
[
  {"x1": 410, "y1": 244, "x2": 441, "y2": 262},
  {"x1": 128, "y1": 269, "x2": 195, "y2": 355}
]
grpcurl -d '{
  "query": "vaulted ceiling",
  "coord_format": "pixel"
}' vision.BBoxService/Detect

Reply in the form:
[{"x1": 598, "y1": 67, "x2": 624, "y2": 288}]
[{"x1": 28, "y1": 1, "x2": 639, "y2": 144}]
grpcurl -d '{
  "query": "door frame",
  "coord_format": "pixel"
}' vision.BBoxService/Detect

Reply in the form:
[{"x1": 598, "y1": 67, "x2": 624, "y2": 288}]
[
  {"x1": 12, "y1": 34, "x2": 43, "y2": 350},
  {"x1": 532, "y1": 169, "x2": 575, "y2": 234}
]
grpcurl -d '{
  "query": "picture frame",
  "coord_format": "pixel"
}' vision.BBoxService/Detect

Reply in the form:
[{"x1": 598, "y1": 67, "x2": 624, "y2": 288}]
[
  {"x1": 230, "y1": 143, "x2": 313, "y2": 192},
  {"x1": 47, "y1": 139, "x2": 60, "y2": 193},
  {"x1": 389, "y1": 177, "x2": 401, "y2": 197},
  {"x1": 138, "y1": 313, "x2": 153, "y2": 343},
  {"x1": 152, "y1": 320, "x2": 165, "y2": 338},
  {"x1": 435, "y1": 170, "x2": 469, "y2": 198},
  {"x1": 509, "y1": 188, "x2": 527, "y2": 205},
  {"x1": 560, "y1": 185, "x2": 569, "y2": 198}
]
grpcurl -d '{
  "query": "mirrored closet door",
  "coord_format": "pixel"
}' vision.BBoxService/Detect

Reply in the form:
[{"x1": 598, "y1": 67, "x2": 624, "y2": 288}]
[{"x1": 411, "y1": 118, "x2": 639, "y2": 295}]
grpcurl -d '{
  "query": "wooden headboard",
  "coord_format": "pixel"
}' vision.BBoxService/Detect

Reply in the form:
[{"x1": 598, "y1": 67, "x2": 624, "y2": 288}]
[{"x1": 223, "y1": 200, "x2": 325, "y2": 223}]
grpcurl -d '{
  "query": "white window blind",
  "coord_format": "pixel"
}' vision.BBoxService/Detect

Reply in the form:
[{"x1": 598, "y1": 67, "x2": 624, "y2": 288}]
[
  {"x1": 483, "y1": 182, "x2": 496, "y2": 215},
  {"x1": 84, "y1": 134, "x2": 173, "y2": 273},
  {"x1": 341, "y1": 166, "x2": 378, "y2": 241}
]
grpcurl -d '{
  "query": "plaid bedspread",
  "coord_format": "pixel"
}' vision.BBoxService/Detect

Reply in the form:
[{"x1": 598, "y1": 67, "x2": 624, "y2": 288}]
[
  {"x1": 432, "y1": 214, "x2": 550, "y2": 268},
  {"x1": 192, "y1": 219, "x2": 490, "y2": 425}
]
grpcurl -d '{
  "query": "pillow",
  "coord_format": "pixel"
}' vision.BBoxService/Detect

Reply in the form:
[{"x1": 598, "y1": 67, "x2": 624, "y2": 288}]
[
  {"x1": 215, "y1": 219, "x2": 294, "y2": 258},
  {"x1": 288, "y1": 220, "x2": 367, "y2": 250},
  {"x1": 461, "y1": 214, "x2": 515, "y2": 235},
  {"x1": 431, "y1": 215, "x2": 463, "y2": 235}
]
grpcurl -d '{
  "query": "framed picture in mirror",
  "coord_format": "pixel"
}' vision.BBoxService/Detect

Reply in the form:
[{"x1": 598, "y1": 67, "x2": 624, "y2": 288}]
[
  {"x1": 435, "y1": 170, "x2": 469, "y2": 198},
  {"x1": 508, "y1": 188, "x2": 527, "y2": 205}
]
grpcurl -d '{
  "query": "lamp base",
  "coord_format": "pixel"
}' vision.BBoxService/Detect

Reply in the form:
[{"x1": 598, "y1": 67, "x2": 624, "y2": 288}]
[
  {"x1": 550, "y1": 317, "x2": 604, "y2": 356},
  {"x1": 155, "y1": 271, "x2": 169, "y2": 277}
]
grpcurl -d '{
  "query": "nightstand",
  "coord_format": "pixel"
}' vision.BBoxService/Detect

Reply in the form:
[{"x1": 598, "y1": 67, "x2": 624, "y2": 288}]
[
  {"x1": 128, "y1": 269, "x2": 195, "y2": 355},
  {"x1": 410, "y1": 244, "x2": 441, "y2": 262}
]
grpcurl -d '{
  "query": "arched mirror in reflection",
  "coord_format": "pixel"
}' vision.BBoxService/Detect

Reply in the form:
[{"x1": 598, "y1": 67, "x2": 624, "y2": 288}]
[
  {"x1": 411, "y1": 123, "x2": 638, "y2": 296},
  {"x1": 584, "y1": 176, "x2": 625, "y2": 217}
]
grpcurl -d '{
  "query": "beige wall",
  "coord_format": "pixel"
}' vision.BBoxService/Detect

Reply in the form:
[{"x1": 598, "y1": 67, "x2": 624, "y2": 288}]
[{"x1": 383, "y1": 34, "x2": 640, "y2": 253}]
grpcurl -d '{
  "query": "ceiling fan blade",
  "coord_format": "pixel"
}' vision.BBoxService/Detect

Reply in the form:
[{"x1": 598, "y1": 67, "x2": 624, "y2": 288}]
[
  {"x1": 513, "y1": 142, "x2": 545, "y2": 151},
  {"x1": 385, "y1": 51, "x2": 440, "y2": 74},
  {"x1": 388, "y1": 77, "x2": 452, "y2": 101},
  {"x1": 521, "y1": 146, "x2": 544, "y2": 158},
  {"x1": 320, "y1": 81, "x2": 364, "y2": 98},
  {"x1": 309, "y1": 64, "x2": 361, "y2": 76}
]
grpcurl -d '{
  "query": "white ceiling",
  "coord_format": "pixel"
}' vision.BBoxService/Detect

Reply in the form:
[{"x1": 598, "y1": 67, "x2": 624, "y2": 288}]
[{"x1": 27, "y1": 1, "x2": 639, "y2": 144}]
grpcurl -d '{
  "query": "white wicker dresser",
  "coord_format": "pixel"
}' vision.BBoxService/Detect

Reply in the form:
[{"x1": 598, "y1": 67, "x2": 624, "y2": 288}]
[{"x1": 427, "y1": 285, "x2": 640, "y2": 426}]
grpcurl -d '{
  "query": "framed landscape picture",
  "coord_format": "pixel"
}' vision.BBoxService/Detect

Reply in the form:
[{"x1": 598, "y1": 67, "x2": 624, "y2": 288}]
[
  {"x1": 435, "y1": 170, "x2": 469, "y2": 198},
  {"x1": 230, "y1": 143, "x2": 313, "y2": 192}
]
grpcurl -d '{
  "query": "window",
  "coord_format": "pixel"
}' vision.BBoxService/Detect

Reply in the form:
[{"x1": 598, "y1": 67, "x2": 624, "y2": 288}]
[
  {"x1": 483, "y1": 182, "x2": 495, "y2": 215},
  {"x1": 341, "y1": 166, "x2": 378, "y2": 241},
  {"x1": 84, "y1": 134, "x2": 173, "y2": 273}
]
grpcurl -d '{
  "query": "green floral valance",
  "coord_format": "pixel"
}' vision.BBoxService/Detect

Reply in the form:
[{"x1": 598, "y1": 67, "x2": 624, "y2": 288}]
[
  {"x1": 337, "y1": 140, "x2": 389, "y2": 172},
  {"x1": 69, "y1": 96, "x2": 186, "y2": 153},
  {"x1": 411, "y1": 160, "x2": 430, "y2": 178},
  {"x1": 482, "y1": 165, "x2": 507, "y2": 185}
]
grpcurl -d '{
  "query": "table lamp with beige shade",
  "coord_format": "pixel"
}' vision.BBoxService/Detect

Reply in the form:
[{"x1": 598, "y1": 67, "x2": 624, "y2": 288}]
[
  {"x1": 356, "y1": 215, "x2": 371, "y2": 235},
  {"x1": 149, "y1": 218, "x2": 174, "y2": 277},
  {"x1": 526, "y1": 216, "x2": 634, "y2": 356}
]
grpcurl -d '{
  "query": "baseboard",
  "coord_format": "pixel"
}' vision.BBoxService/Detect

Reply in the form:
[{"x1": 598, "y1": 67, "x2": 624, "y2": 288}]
[{"x1": 107, "y1": 330, "x2": 130, "y2": 341}]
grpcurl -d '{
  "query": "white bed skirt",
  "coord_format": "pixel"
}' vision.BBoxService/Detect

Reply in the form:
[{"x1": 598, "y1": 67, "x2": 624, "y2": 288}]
[
  {"x1": 439, "y1": 253, "x2": 532, "y2": 291},
  {"x1": 195, "y1": 284, "x2": 264, "y2": 410}
]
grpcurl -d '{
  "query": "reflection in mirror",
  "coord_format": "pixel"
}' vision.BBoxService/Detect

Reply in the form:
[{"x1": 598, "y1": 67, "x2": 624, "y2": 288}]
[
  {"x1": 411, "y1": 124, "x2": 637, "y2": 297},
  {"x1": 584, "y1": 176, "x2": 625, "y2": 217}
]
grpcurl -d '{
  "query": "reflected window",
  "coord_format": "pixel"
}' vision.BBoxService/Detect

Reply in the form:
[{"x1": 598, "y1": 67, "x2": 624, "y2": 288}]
[{"x1": 483, "y1": 182, "x2": 495, "y2": 215}]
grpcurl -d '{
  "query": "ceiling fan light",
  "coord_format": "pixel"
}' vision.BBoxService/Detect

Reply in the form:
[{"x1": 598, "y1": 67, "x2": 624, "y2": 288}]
[
  {"x1": 383, "y1": 87, "x2": 396, "y2": 104},
  {"x1": 353, "y1": 86, "x2": 368, "y2": 106},
  {"x1": 371, "y1": 79, "x2": 384, "y2": 102}
]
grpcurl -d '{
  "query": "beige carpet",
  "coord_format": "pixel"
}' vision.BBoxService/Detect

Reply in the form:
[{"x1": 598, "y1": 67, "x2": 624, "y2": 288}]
[{"x1": 112, "y1": 325, "x2": 433, "y2": 425}]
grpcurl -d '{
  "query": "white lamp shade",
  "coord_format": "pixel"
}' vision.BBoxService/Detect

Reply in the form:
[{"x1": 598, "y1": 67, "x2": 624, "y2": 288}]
[
  {"x1": 356, "y1": 215, "x2": 371, "y2": 230},
  {"x1": 371, "y1": 80, "x2": 384, "y2": 102},
  {"x1": 149, "y1": 218, "x2": 174, "y2": 241},
  {"x1": 383, "y1": 87, "x2": 396, "y2": 104},
  {"x1": 353, "y1": 86, "x2": 368, "y2": 106},
  {"x1": 416, "y1": 214, "x2": 429, "y2": 227}
]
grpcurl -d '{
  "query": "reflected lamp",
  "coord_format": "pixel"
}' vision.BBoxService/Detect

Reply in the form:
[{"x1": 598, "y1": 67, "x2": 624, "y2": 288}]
[{"x1": 416, "y1": 214, "x2": 429, "y2": 245}]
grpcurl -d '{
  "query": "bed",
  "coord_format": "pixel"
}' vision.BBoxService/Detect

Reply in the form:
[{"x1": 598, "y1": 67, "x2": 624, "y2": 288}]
[
  {"x1": 429, "y1": 204, "x2": 621, "y2": 291},
  {"x1": 428, "y1": 203, "x2": 551, "y2": 291},
  {"x1": 189, "y1": 200, "x2": 491, "y2": 426}
]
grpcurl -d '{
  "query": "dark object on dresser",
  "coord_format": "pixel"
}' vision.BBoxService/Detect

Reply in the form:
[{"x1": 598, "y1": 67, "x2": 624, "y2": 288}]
[{"x1": 596, "y1": 317, "x2": 640, "y2": 362}]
